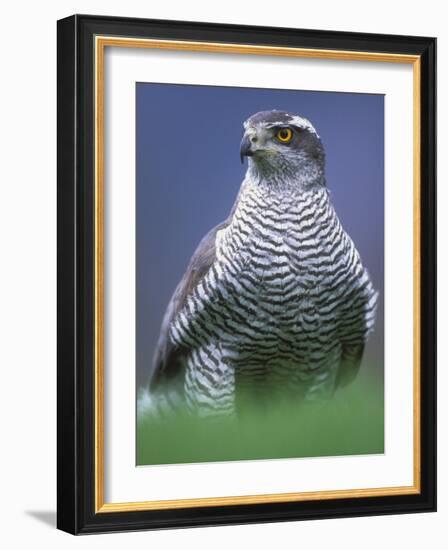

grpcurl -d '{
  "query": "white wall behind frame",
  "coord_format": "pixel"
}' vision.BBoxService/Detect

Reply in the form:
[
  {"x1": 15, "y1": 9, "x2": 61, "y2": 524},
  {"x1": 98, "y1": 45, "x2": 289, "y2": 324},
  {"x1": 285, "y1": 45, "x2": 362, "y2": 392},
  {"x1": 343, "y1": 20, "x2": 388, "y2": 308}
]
[{"x1": 0, "y1": 1, "x2": 443, "y2": 549}]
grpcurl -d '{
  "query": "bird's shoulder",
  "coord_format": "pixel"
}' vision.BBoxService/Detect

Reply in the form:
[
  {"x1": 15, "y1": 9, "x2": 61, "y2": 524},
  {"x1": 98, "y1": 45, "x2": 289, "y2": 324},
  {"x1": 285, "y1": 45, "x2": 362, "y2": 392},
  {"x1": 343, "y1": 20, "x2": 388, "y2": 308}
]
[
  {"x1": 150, "y1": 216, "x2": 237, "y2": 389},
  {"x1": 175, "y1": 220, "x2": 228, "y2": 313},
  {"x1": 150, "y1": 186, "x2": 244, "y2": 389}
]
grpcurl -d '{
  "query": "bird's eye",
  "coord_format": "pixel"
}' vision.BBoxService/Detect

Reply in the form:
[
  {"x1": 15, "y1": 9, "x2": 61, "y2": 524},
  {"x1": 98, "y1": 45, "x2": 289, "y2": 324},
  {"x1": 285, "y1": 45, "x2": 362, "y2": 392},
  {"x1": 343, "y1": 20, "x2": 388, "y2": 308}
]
[{"x1": 276, "y1": 127, "x2": 293, "y2": 143}]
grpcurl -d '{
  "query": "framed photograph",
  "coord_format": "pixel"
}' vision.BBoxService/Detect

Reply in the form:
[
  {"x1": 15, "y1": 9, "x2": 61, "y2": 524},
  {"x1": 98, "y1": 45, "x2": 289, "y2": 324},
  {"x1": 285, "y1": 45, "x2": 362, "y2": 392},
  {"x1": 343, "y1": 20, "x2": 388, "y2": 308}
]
[{"x1": 57, "y1": 14, "x2": 436, "y2": 534}]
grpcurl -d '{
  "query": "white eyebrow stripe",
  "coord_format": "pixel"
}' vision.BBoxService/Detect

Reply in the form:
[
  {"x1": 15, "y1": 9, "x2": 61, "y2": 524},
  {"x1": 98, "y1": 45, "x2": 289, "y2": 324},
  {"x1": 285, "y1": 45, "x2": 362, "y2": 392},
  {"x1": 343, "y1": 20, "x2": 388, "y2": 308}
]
[
  {"x1": 263, "y1": 122, "x2": 290, "y2": 128},
  {"x1": 288, "y1": 115, "x2": 319, "y2": 137},
  {"x1": 243, "y1": 114, "x2": 319, "y2": 138}
]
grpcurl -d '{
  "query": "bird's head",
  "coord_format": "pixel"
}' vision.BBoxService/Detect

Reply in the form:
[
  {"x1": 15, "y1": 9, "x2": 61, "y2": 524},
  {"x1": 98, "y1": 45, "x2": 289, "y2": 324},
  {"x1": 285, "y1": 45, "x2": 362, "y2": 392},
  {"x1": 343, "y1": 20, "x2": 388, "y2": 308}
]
[{"x1": 240, "y1": 110, "x2": 325, "y2": 189}]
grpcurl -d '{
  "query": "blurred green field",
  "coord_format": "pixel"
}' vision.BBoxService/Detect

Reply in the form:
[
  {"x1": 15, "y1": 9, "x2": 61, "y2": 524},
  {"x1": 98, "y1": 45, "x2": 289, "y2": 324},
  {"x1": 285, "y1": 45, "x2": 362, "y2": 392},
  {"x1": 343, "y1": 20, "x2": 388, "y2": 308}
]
[{"x1": 136, "y1": 370, "x2": 384, "y2": 466}]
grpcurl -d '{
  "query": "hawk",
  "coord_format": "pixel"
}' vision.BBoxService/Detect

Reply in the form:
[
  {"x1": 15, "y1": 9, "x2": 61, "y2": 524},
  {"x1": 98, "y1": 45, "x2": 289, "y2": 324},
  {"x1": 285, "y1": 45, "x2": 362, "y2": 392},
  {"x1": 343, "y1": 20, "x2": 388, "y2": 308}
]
[{"x1": 143, "y1": 110, "x2": 378, "y2": 418}]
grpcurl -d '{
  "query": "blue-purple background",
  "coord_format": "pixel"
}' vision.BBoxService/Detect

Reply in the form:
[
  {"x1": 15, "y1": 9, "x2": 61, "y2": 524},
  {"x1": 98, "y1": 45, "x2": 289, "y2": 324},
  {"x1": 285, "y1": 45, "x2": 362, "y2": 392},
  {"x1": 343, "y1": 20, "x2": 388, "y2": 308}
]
[{"x1": 136, "y1": 83, "x2": 384, "y2": 389}]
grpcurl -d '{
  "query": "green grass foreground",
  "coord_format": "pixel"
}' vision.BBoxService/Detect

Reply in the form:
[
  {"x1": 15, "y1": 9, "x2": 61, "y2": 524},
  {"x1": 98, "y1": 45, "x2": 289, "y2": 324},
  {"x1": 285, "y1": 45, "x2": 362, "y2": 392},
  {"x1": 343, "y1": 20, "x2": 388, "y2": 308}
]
[{"x1": 137, "y1": 371, "x2": 384, "y2": 466}]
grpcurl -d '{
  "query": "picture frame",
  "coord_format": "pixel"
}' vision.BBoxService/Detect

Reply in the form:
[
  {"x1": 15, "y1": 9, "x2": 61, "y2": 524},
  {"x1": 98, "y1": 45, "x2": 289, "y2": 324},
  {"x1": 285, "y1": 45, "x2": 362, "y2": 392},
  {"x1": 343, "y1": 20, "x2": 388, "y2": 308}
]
[{"x1": 57, "y1": 14, "x2": 436, "y2": 534}]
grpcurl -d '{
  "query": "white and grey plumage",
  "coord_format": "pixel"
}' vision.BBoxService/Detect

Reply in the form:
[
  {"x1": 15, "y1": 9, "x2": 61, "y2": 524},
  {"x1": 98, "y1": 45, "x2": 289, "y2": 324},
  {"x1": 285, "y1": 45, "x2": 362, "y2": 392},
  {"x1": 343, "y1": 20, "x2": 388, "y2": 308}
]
[{"x1": 143, "y1": 110, "x2": 378, "y2": 418}]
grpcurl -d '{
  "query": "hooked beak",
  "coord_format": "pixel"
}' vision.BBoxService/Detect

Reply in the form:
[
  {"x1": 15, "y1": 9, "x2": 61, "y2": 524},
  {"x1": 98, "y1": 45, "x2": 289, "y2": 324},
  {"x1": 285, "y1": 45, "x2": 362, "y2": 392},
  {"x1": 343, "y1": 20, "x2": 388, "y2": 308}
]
[{"x1": 240, "y1": 134, "x2": 254, "y2": 164}]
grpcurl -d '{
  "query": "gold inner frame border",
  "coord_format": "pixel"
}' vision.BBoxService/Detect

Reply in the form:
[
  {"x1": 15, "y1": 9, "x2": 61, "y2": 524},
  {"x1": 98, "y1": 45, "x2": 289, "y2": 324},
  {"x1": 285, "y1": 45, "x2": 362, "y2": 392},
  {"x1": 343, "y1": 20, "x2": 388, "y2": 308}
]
[{"x1": 94, "y1": 35, "x2": 421, "y2": 513}]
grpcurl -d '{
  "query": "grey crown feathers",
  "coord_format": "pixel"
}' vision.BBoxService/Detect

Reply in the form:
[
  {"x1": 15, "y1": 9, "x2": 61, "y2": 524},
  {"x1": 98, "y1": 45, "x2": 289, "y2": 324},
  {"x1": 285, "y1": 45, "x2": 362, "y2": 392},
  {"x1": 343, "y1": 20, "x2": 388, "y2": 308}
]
[{"x1": 142, "y1": 109, "x2": 378, "y2": 418}]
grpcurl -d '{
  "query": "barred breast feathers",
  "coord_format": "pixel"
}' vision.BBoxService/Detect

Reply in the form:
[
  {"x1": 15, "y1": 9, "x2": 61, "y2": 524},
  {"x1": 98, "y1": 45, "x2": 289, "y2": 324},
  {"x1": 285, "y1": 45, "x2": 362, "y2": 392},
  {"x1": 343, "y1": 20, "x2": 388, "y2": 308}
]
[{"x1": 170, "y1": 175, "x2": 377, "y2": 356}]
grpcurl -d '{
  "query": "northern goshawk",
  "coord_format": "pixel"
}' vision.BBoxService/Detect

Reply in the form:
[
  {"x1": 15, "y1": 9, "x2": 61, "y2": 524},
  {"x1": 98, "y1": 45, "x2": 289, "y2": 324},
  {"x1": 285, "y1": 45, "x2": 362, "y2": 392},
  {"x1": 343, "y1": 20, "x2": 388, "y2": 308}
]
[{"x1": 143, "y1": 110, "x2": 378, "y2": 417}]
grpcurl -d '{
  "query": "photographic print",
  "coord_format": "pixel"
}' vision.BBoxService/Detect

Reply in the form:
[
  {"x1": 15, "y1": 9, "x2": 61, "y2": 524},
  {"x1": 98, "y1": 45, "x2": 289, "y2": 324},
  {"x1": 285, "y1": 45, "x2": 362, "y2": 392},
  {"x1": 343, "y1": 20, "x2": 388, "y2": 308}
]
[
  {"x1": 58, "y1": 16, "x2": 435, "y2": 533},
  {"x1": 136, "y1": 83, "x2": 384, "y2": 466}
]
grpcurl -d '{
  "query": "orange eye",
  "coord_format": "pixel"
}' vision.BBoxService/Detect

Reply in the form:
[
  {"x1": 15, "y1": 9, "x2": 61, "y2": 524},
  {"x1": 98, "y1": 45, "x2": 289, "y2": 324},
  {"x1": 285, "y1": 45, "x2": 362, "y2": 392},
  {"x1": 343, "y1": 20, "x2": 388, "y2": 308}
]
[{"x1": 276, "y1": 127, "x2": 293, "y2": 143}]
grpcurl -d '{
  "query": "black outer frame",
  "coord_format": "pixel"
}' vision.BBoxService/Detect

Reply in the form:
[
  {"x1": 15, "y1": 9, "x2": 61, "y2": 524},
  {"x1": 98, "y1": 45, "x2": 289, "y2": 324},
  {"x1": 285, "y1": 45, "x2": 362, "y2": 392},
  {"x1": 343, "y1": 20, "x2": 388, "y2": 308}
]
[{"x1": 57, "y1": 14, "x2": 436, "y2": 535}]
